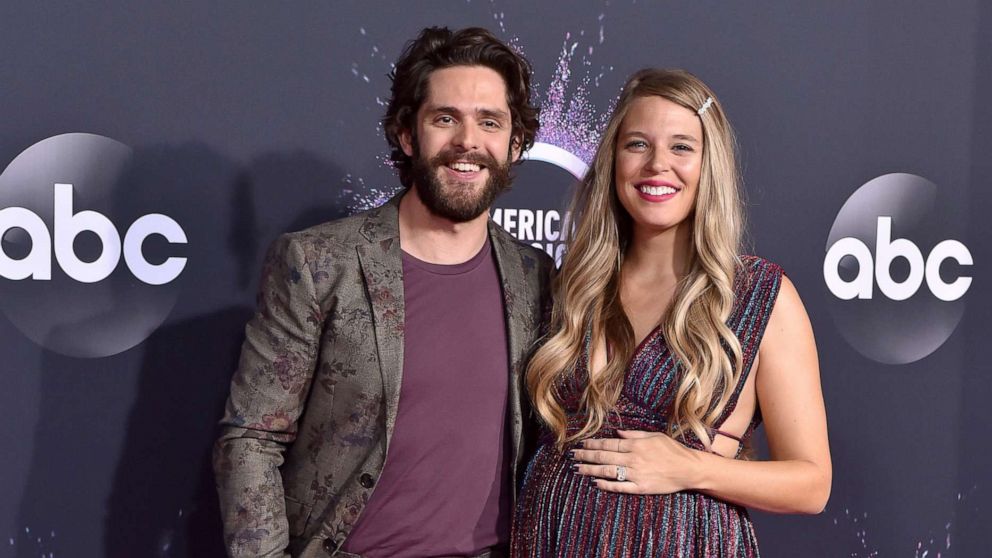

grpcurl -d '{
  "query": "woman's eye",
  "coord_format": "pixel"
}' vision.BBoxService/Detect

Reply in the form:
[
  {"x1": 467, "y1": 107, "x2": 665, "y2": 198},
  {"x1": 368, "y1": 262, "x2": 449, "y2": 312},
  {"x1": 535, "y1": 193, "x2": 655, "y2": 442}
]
[
  {"x1": 626, "y1": 140, "x2": 648, "y2": 150},
  {"x1": 673, "y1": 143, "x2": 695, "y2": 153}
]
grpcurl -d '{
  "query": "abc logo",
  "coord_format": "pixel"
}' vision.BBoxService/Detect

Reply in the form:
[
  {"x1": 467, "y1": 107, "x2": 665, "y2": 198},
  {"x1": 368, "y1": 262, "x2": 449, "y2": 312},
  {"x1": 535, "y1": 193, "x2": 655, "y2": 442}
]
[
  {"x1": 823, "y1": 173, "x2": 971, "y2": 364},
  {"x1": 0, "y1": 183, "x2": 186, "y2": 285},
  {"x1": 824, "y1": 216, "x2": 972, "y2": 302},
  {"x1": 0, "y1": 133, "x2": 187, "y2": 358}
]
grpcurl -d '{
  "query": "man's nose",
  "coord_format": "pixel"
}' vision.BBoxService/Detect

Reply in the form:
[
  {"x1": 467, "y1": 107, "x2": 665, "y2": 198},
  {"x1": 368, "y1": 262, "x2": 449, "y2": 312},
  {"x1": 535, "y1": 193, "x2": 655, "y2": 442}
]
[{"x1": 452, "y1": 122, "x2": 480, "y2": 151}]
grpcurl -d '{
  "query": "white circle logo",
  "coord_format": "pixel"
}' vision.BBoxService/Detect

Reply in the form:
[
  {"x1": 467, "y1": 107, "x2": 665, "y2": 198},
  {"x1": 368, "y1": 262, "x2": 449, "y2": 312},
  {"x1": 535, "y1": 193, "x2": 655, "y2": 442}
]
[
  {"x1": 522, "y1": 142, "x2": 589, "y2": 179},
  {"x1": 0, "y1": 133, "x2": 188, "y2": 358},
  {"x1": 823, "y1": 173, "x2": 972, "y2": 364}
]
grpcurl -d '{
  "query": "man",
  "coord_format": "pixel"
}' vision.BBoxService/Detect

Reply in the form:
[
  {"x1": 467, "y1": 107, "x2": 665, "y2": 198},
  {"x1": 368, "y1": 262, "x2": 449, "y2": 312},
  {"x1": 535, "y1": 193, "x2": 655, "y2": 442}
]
[{"x1": 214, "y1": 27, "x2": 553, "y2": 558}]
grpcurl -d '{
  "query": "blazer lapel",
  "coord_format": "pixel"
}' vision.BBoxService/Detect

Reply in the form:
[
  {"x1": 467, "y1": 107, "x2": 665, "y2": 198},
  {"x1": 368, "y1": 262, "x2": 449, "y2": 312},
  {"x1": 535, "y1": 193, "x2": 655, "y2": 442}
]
[
  {"x1": 489, "y1": 223, "x2": 539, "y2": 488},
  {"x1": 356, "y1": 198, "x2": 405, "y2": 447}
]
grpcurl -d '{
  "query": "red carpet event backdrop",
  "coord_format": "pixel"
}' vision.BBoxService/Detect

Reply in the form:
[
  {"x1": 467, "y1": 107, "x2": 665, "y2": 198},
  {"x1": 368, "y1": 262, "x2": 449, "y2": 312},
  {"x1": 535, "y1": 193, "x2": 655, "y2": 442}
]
[{"x1": 0, "y1": 2, "x2": 988, "y2": 556}]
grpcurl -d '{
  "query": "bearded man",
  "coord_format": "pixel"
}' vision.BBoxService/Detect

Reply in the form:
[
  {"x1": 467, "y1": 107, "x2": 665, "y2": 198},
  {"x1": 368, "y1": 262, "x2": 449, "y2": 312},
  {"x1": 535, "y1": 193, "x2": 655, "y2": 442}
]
[{"x1": 213, "y1": 26, "x2": 552, "y2": 558}]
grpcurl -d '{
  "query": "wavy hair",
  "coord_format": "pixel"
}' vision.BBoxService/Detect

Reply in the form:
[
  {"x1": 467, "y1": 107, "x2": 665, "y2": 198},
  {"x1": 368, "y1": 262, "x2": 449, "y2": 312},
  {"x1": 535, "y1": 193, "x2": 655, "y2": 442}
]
[
  {"x1": 526, "y1": 68, "x2": 745, "y2": 449},
  {"x1": 382, "y1": 26, "x2": 540, "y2": 188}
]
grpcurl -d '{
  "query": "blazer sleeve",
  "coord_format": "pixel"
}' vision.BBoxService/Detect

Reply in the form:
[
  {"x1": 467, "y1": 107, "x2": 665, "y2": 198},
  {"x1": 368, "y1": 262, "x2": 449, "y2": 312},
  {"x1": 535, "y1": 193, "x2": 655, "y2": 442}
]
[{"x1": 213, "y1": 233, "x2": 322, "y2": 557}]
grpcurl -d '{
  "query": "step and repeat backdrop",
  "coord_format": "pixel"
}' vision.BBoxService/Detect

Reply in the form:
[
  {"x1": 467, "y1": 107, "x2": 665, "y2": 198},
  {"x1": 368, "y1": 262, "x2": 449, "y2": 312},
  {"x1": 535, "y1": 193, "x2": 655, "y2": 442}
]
[{"x1": 1, "y1": 2, "x2": 988, "y2": 556}]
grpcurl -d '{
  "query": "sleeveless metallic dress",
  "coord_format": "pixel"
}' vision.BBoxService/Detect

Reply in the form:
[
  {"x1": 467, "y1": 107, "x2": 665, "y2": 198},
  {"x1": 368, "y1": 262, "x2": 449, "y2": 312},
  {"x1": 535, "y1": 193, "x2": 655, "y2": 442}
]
[{"x1": 512, "y1": 256, "x2": 783, "y2": 558}]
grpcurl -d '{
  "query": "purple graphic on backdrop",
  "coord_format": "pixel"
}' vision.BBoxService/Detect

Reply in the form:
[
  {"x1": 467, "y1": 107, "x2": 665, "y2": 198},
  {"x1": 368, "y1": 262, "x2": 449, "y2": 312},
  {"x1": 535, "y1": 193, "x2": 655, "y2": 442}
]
[
  {"x1": 497, "y1": 22, "x2": 612, "y2": 265},
  {"x1": 531, "y1": 26, "x2": 613, "y2": 165}
]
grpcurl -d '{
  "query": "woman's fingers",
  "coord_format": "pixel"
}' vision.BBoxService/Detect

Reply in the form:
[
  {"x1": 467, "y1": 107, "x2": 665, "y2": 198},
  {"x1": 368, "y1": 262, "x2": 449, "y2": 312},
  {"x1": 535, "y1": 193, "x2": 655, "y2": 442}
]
[
  {"x1": 580, "y1": 437, "x2": 633, "y2": 453},
  {"x1": 570, "y1": 448, "x2": 628, "y2": 465}
]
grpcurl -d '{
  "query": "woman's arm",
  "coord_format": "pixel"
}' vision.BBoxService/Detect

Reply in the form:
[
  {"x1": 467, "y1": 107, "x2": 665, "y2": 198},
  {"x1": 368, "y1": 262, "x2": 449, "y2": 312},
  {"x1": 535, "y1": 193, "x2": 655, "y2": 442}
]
[{"x1": 572, "y1": 276, "x2": 832, "y2": 514}]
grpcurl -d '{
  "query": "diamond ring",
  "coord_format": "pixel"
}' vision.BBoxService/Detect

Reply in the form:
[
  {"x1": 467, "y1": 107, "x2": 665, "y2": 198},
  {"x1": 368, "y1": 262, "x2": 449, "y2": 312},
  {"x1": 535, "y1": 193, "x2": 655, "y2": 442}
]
[{"x1": 616, "y1": 465, "x2": 627, "y2": 482}]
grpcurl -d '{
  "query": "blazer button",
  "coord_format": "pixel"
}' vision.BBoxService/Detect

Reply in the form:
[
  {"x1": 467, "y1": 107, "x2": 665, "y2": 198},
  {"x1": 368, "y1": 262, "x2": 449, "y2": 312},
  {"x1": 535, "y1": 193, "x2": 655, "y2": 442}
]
[
  {"x1": 322, "y1": 538, "x2": 339, "y2": 553},
  {"x1": 359, "y1": 472, "x2": 375, "y2": 489}
]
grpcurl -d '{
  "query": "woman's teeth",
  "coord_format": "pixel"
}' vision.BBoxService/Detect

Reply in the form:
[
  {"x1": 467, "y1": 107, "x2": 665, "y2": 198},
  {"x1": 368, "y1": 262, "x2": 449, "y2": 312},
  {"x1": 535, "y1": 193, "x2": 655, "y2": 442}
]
[{"x1": 638, "y1": 185, "x2": 676, "y2": 196}]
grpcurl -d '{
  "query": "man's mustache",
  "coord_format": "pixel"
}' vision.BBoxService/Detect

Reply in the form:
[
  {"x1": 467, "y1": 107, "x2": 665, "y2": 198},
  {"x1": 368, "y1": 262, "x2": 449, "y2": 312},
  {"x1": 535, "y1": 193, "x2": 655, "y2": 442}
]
[{"x1": 430, "y1": 149, "x2": 498, "y2": 169}]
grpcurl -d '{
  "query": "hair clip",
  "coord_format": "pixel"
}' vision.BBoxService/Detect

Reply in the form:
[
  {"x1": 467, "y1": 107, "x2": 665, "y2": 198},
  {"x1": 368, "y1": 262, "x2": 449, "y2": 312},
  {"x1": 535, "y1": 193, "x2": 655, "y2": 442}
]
[{"x1": 697, "y1": 97, "x2": 713, "y2": 116}]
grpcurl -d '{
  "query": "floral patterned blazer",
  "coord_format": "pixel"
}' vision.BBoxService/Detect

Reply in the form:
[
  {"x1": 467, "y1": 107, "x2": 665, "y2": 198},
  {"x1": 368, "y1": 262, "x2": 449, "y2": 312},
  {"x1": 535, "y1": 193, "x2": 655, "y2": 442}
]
[{"x1": 213, "y1": 195, "x2": 553, "y2": 557}]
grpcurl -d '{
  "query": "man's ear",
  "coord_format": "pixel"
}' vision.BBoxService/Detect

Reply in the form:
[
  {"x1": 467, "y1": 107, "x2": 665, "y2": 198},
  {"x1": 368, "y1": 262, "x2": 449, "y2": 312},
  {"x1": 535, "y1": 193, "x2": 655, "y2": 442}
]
[
  {"x1": 399, "y1": 128, "x2": 414, "y2": 157},
  {"x1": 510, "y1": 135, "x2": 523, "y2": 163}
]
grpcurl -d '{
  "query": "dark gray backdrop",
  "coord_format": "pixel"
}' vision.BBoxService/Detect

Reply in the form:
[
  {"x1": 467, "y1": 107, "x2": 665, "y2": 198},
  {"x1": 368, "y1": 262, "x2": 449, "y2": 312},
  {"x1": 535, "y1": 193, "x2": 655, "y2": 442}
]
[{"x1": 1, "y1": 1, "x2": 988, "y2": 556}]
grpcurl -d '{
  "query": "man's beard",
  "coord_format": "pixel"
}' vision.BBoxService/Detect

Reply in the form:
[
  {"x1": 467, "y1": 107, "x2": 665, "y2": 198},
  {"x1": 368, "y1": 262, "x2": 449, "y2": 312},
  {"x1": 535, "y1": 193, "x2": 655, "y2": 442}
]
[{"x1": 410, "y1": 147, "x2": 512, "y2": 223}]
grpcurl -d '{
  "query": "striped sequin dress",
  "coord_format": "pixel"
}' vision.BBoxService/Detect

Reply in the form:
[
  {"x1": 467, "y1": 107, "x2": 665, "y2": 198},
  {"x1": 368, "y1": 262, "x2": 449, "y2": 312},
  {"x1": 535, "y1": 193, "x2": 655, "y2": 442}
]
[{"x1": 512, "y1": 256, "x2": 783, "y2": 558}]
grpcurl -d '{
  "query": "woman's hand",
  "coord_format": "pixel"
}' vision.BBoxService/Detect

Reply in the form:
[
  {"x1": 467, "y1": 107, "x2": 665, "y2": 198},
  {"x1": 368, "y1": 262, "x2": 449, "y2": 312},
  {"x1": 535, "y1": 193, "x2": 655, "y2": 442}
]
[{"x1": 570, "y1": 430, "x2": 704, "y2": 494}]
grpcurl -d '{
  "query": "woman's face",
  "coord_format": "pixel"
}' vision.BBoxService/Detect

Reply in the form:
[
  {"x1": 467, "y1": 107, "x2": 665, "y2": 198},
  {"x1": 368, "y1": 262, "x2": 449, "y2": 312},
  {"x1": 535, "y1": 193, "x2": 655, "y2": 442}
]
[{"x1": 614, "y1": 95, "x2": 703, "y2": 236}]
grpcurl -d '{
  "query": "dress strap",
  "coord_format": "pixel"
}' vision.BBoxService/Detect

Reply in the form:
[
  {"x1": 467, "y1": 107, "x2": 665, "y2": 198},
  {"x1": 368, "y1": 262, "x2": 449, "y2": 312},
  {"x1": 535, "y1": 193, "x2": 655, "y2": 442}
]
[
  {"x1": 709, "y1": 428, "x2": 743, "y2": 443},
  {"x1": 713, "y1": 257, "x2": 785, "y2": 427},
  {"x1": 707, "y1": 427, "x2": 745, "y2": 458}
]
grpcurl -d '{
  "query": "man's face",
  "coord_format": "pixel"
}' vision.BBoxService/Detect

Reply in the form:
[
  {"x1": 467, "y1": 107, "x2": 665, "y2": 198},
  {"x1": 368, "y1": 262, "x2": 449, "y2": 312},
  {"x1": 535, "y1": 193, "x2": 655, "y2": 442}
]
[{"x1": 400, "y1": 65, "x2": 521, "y2": 223}]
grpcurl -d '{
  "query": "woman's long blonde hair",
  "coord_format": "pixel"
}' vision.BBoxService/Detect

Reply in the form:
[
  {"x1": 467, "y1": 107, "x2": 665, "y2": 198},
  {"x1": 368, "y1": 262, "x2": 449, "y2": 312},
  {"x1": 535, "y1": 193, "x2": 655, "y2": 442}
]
[{"x1": 526, "y1": 68, "x2": 745, "y2": 449}]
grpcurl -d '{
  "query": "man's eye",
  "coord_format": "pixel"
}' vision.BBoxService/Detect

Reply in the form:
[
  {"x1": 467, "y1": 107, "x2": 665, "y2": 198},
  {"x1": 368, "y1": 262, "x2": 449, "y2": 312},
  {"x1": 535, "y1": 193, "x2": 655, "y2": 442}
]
[
  {"x1": 482, "y1": 120, "x2": 501, "y2": 129},
  {"x1": 436, "y1": 116, "x2": 455, "y2": 124}
]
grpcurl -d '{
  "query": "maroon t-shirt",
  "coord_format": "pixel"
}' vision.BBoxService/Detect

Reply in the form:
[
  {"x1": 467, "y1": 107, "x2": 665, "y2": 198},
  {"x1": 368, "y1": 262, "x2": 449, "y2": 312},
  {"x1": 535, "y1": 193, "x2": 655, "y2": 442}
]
[{"x1": 343, "y1": 238, "x2": 511, "y2": 557}]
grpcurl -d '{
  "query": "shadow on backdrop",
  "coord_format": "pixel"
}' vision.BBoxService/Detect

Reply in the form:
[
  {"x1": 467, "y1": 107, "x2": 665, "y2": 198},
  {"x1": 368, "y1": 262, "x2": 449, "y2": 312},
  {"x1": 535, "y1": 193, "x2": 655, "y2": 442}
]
[{"x1": 956, "y1": 1, "x2": 992, "y2": 555}]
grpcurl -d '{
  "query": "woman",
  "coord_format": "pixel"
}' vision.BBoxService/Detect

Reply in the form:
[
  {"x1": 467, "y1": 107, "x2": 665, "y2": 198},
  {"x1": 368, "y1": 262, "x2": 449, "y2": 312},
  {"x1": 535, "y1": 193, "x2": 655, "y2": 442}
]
[{"x1": 511, "y1": 69, "x2": 831, "y2": 557}]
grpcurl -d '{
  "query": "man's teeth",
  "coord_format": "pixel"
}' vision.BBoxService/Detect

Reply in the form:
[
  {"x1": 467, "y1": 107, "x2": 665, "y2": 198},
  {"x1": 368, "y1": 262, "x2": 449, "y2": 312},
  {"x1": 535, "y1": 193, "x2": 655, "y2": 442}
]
[
  {"x1": 638, "y1": 185, "x2": 677, "y2": 196},
  {"x1": 449, "y1": 162, "x2": 481, "y2": 172}
]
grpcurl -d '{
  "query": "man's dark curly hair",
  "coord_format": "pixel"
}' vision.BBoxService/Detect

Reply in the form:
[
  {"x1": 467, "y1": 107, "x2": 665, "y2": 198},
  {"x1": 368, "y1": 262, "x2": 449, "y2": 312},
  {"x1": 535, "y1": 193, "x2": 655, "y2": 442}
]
[{"x1": 382, "y1": 26, "x2": 540, "y2": 188}]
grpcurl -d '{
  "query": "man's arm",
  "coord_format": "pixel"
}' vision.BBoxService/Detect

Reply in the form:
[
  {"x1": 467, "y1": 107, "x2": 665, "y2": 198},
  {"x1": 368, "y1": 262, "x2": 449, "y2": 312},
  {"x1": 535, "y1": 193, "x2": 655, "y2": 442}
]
[{"x1": 213, "y1": 234, "x2": 322, "y2": 557}]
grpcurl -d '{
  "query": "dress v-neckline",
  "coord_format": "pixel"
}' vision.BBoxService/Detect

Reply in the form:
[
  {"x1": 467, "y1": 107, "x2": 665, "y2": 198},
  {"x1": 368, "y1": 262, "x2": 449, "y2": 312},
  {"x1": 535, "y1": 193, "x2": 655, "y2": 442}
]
[
  {"x1": 586, "y1": 322, "x2": 665, "y2": 378},
  {"x1": 631, "y1": 323, "x2": 665, "y2": 360}
]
